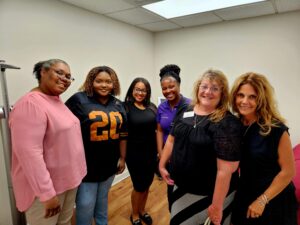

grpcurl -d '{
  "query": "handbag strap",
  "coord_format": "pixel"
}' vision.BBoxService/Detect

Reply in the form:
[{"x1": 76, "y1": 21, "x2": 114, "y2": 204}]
[{"x1": 204, "y1": 217, "x2": 211, "y2": 225}]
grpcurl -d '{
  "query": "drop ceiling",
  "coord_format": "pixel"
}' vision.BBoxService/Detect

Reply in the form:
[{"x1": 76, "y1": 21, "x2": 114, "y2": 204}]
[{"x1": 59, "y1": 0, "x2": 300, "y2": 32}]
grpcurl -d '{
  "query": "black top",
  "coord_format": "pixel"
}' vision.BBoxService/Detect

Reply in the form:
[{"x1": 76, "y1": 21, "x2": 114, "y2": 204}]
[
  {"x1": 232, "y1": 122, "x2": 298, "y2": 225},
  {"x1": 126, "y1": 102, "x2": 157, "y2": 147},
  {"x1": 240, "y1": 122, "x2": 288, "y2": 194},
  {"x1": 66, "y1": 92, "x2": 128, "y2": 182},
  {"x1": 170, "y1": 109, "x2": 242, "y2": 195}
]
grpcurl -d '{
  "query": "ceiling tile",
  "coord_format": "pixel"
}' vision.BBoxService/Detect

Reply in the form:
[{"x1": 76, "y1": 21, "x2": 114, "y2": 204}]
[
  {"x1": 170, "y1": 12, "x2": 222, "y2": 27},
  {"x1": 275, "y1": 0, "x2": 300, "y2": 13},
  {"x1": 58, "y1": 0, "x2": 300, "y2": 32},
  {"x1": 123, "y1": 0, "x2": 163, "y2": 6},
  {"x1": 215, "y1": 1, "x2": 275, "y2": 20},
  {"x1": 60, "y1": 0, "x2": 135, "y2": 14},
  {"x1": 107, "y1": 8, "x2": 164, "y2": 25},
  {"x1": 137, "y1": 20, "x2": 182, "y2": 32}
]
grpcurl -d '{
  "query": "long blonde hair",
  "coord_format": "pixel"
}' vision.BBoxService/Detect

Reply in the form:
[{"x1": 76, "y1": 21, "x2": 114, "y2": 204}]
[
  {"x1": 191, "y1": 69, "x2": 229, "y2": 122},
  {"x1": 230, "y1": 72, "x2": 285, "y2": 135}
]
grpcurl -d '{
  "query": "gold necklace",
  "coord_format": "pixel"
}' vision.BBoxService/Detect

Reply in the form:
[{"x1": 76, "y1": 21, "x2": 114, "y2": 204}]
[{"x1": 193, "y1": 115, "x2": 208, "y2": 128}]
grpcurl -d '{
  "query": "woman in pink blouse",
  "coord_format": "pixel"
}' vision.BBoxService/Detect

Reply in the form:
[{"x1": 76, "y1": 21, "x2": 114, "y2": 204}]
[{"x1": 9, "y1": 59, "x2": 86, "y2": 225}]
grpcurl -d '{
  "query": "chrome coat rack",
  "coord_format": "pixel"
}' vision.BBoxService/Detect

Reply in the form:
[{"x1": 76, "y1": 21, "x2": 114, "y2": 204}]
[{"x1": 0, "y1": 60, "x2": 26, "y2": 225}]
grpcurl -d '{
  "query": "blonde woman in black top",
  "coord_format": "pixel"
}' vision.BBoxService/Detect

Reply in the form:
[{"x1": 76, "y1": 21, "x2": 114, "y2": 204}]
[{"x1": 159, "y1": 69, "x2": 242, "y2": 225}]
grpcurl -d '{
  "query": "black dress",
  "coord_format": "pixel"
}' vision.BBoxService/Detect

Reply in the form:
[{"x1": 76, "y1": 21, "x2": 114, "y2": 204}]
[
  {"x1": 169, "y1": 110, "x2": 242, "y2": 225},
  {"x1": 232, "y1": 122, "x2": 298, "y2": 225},
  {"x1": 125, "y1": 103, "x2": 157, "y2": 192}
]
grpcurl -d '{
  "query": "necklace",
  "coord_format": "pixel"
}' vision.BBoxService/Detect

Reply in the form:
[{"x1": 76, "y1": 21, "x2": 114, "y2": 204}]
[
  {"x1": 243, "y1": 122, "x2": 255, "y2": 136},
  {"x1": 193, "y1": 115, "x2": 208, "y2": 128}
]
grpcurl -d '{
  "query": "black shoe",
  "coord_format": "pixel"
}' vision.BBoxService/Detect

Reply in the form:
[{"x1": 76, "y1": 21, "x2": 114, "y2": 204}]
[
  {"x1": 139, "y1": 213, "x2": 153, "y2": 225},
  {"x1": 130, "y1": 215, "x2": 143, "y2": 225}
]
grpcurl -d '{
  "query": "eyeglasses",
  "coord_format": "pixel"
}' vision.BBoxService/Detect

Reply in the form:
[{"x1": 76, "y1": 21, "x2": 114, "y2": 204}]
[
  {"x1": 51, "y1": 68, "x2": 75, "y2": 83},
  {"x1": 134, "y1": 88, "x2": 147, "y2": 94},
  {"x1": 199, "y1": 85, "x2": 221, "y2": 93}
]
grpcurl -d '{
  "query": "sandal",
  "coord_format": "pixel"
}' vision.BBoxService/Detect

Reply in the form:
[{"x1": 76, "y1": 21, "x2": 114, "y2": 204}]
[
  {"x1": 130, "y1": 215, "x2": 143, "y2": 225},
  {"x1": 139, "y1": 213, "x2": 153, "y2": 225}
]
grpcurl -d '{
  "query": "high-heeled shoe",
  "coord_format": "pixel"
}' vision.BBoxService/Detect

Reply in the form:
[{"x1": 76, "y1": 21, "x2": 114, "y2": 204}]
[
  {"x1": 139, "y1": 213, "x2": 153, "y2": 225},
  {"x1": 130, "y1": 215, "x2": 143, "y2": 225}
]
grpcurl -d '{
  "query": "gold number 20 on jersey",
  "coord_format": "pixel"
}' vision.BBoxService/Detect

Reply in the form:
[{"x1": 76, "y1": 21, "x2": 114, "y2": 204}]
[{"x1": 89, "y1": 111, "x2": 123, "y2": 141}]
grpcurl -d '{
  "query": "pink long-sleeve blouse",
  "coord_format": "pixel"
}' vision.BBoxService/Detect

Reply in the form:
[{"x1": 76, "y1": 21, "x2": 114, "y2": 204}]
[{"x1": 9, "y1": 91, "x2": 87, "y2": 212}]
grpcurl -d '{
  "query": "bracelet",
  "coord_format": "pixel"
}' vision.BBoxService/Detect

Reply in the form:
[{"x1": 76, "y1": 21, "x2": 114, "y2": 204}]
[
  {"x1": 261, "y1": 193, "x2": 269, "y2": 204},
  {"x1": 257, "y1": 193, "x2": 269, "y2": 207}
]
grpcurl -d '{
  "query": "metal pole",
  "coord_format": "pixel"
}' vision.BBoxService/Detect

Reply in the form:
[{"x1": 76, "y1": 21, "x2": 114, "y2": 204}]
[{"x1": 0, "y1": 61, "x2": 26, "y2": 225}]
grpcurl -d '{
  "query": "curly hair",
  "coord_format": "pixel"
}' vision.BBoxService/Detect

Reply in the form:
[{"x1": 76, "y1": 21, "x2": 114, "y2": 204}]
[
  {"x1": 33, "y1": 59, "x2": 68, "y2": 82},
  {"x1": 230, "y1": 72, "x2": 285, "y2": 136},
  {"x1": 191, "y1": 69, "x2": 229, "y2": 122},
  {"x1": 80, "y1": 66, "x2": 120, "y2": 96},
  {"x1": 159, "y1": 64, "x2": 181, "y2": 84},
  {"x1": 124, "y1": 77, "x2": 152, "y2": 107}
]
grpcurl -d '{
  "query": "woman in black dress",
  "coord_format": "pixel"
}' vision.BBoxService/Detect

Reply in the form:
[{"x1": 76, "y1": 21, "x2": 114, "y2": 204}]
[
  {"x1": 230, "y1": 72, "x2": 297, "y2": 225},
  {"x1": 124, "y1": 77, "x2": 157, "y2": 225}
]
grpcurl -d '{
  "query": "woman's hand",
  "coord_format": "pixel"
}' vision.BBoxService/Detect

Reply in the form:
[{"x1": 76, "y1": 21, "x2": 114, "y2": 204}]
[
  {"x1": 43, "y1": 196, "x2": 61, "y2": 218},
  {"x1": 159, "y1": 166, "x2": 174, "y2": 185},
  {"x1": 246, "y1": 198, "x2": 266, "y2": 219},
  {"x1": 208, "y1": 204, "x2": 222, "y2": 225},
  {"x1": 158, "y1": 135, "x2": 175, "y2": 185},
  {"x1": 116, "y1": 158, "x2": 126, "y2": 174}
]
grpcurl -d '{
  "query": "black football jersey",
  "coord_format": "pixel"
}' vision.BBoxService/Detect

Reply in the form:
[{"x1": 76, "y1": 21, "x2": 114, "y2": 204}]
[{"x1": 66, "y1": 92, "x2": 128, "y2": 182}]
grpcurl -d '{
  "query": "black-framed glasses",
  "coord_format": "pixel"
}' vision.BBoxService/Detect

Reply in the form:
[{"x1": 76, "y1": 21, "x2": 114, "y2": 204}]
[
  {"x1": 134, "y1": 87, "x2": 147, "y2": 94},
  {"x1": 51, "y1": 68, "x2": 75, "y2": 83}
]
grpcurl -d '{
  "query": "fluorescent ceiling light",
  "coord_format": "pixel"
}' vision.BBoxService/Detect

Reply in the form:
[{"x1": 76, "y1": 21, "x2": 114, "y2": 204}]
[{"x1": 143, "y1": 0, "x2": 266, "y2": 19}]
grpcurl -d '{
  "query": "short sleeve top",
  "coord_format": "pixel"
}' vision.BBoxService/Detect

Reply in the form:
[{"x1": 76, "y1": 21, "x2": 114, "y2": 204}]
[
  {"x1": 170, "y1": 109, "x2": 242, "y2": 195},
  {"x1": 156, "y1": 96, "x2": 191, "y2": 143},
  {"x1": 66, "y1": 92, "x2": 128, "y2": 182}
]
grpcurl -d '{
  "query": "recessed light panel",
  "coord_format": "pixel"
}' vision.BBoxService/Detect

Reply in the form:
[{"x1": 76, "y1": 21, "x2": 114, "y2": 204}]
[{"x1": 143, "y1": 0, "x2": 266, "y2": 19}]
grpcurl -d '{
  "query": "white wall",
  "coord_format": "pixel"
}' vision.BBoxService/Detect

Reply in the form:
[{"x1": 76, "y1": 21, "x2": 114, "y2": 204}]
[
  {"x1": 0, "y1": 0, "x2": 155, "y2": 103},
  {"x1": 0, "y1": 0, "x2": 154, "y2": 223},
  {"x1": 154, "y1": 11, "x2": 300, "y2": 146},
  {"x1": 2, "y1": 1, "x2": 298, "y2": 151},
  {"x1": 1, "y1": 0, "x2": 300, "y2": 223}
]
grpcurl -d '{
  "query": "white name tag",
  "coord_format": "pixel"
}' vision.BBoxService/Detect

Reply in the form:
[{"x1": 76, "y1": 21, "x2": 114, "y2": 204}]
[{"x1": 183, "y1": 111, "x2": 194, "y2": 118}]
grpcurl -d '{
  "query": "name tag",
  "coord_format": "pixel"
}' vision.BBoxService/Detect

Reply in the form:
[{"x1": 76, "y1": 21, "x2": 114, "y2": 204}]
[{"x1": 183, "y1": 111, "x2": 194, "y2": 118}]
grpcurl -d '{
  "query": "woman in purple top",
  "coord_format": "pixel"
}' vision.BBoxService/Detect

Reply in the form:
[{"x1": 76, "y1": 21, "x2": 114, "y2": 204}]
[{"x1": 156, "y1": 64, "x2": 190, "y2": 209}]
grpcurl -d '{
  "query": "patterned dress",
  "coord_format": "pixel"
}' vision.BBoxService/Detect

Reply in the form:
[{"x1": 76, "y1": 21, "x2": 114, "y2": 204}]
[{"x1": 169, "y1": 110, "x2": 242, "y2": 225}]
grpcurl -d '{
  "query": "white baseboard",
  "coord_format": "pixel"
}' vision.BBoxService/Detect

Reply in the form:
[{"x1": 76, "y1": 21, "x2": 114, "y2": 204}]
[{"x1": 112, "y1": 168, "x2": 130, "y2": 185}]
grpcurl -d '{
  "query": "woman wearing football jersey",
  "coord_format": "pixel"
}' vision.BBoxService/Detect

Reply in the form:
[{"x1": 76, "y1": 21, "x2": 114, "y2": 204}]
[
  {"x1": 66, "y1": 66, "x2": 127, "y2": 225},
  {"x1": 159, "y1": 69, "x2": 242, "y2": 225},
  {"x1": 9, "y1": 59, "x2": 87, "y2": 225},
  {"x1": 124, "y1": 78, "x2": 157, "y2": 225},
  {"x1": 156, "y1": 64, "x2": 190, "y2": 210}
]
